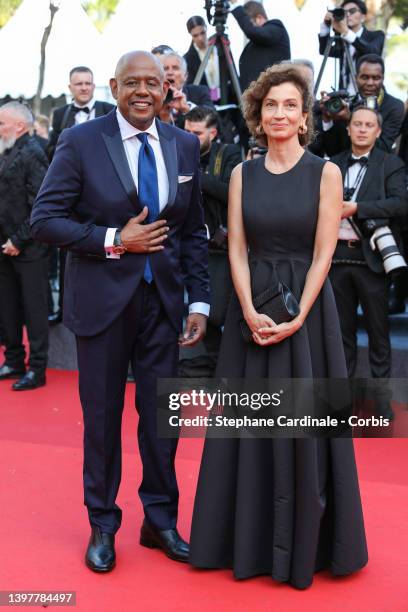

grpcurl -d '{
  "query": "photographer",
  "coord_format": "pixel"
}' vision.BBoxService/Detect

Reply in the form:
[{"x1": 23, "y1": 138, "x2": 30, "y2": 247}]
[
  {"x1": 229, "y1": 0, "x2": 291, "y2": 92},
  {"x1": 329, "y1": 106, "x2": 407, "y2": 385},
  {"x1": 183, "y1": 106, "x2": 241, "y2": 376},
  {"x1": 318, "y1": 0, "x2": 384, "y2": 95},
  {"x1": 159, "y1": 52, "x2": 214, "y2": 128},
  {"x1": 319, "y1": 54, "x2": 405, "y2": 157}
]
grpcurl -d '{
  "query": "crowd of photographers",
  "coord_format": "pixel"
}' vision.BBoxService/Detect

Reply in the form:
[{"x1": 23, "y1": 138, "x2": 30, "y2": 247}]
[{"x1": 0, "y1": 0, "x2": 407, "y2": 391}]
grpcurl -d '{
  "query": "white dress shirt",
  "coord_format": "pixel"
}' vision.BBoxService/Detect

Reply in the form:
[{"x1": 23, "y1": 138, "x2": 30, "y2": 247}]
[
  {"x1": 73, "y1": 96, "x2": 96, "y2": 124},
  {"x1": 338, "y1": 152, "x2": 369, "y2": 240},
  {"x1": 105, "y1": 109, "x2": 209, "y2": 317}
]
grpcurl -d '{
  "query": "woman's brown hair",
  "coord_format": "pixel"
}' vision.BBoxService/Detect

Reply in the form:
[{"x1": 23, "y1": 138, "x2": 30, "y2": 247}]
[{"x1": 242, "y1": 63, "x2": 315, "y2": 147}]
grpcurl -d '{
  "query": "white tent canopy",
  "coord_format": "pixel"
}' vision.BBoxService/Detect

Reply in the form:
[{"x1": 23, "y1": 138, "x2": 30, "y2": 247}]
[{"x1": 0, "y1": 0, "x2": 109, "y2": 98}]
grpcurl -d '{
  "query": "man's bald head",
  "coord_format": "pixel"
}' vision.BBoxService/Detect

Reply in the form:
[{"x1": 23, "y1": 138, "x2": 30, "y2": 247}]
[
  {"x1": 110, "y1": 50, "x2": 169, "y2": 130},
  {"x1": 114, "y1": 51, "x2": 165, "y2": 81}
]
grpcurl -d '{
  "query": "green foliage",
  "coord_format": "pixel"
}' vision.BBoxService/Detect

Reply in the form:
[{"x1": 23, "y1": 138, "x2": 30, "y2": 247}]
[
  {"x1": 394, "y1": 0, "x2": 408, "y2": 28},
  {"x1": 81, "y1": 0, "x2": 119, "y2": 32},
  {"x1": 0, "y1": 0, "x2": 22, "y2": 28},
  {"x1": 386, "y1": 30, "x2": 408, "y2": 54},
  {"x1": 385, "y1": 17, "x2": 408, "y2": 97}
]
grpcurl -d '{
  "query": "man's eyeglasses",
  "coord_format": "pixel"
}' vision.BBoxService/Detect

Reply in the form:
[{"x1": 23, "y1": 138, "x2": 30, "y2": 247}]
[{"x1": 344, "y1": 8, "x2": 361, "y2": 16}]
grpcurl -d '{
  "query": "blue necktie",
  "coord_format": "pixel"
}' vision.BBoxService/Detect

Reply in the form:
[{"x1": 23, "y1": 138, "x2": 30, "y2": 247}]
[{"x1": 137, "y1": 132, "x2": 160, "y2": 283}]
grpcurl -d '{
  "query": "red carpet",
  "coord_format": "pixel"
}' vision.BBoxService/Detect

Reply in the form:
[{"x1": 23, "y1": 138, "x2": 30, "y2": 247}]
[{"x1": 1, "y1": 369, "x2": 407, "y2": 611}]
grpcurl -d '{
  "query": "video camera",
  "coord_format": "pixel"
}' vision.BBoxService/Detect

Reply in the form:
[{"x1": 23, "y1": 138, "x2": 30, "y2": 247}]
[{"x1": 204, "y1": 0, "x2": 230, "y2": 28}]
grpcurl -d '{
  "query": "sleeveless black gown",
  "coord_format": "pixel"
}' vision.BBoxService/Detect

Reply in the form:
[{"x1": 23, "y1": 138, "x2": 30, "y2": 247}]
[{"x1": 189, "y1": 151, "x2": 368, "y2": 589}]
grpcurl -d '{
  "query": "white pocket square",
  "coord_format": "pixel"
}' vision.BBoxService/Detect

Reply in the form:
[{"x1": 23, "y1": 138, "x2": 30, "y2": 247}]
[{"x1": 178, "y1": 175, "x2": 193, "y2": 183}]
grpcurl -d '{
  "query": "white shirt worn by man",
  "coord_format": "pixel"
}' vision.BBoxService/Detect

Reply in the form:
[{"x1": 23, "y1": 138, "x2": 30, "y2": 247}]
[
  {"x1": 104, "y1": 108, "x2": 209, "y2": 317},
  {"x1": 73, "y1": 96, "x2": 96, "y2": 124},
  {"x1": 338, "y1": 152, "x2": 369, "y2": 241}
]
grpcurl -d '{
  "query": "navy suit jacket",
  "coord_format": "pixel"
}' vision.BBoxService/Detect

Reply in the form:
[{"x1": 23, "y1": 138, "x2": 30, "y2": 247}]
[{"x1": 31, "y1": 110, "x2": 210, "y2": 336}]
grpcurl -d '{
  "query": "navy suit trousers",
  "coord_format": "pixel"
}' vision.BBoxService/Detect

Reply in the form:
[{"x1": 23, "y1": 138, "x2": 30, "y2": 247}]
[{"x1": 76, "y1": 280, "x2": 180, "y2": 533}]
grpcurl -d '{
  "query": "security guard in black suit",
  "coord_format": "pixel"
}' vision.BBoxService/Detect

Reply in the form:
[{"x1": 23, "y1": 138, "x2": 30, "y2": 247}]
[
  {"x1": 47, "y1": 66, "x2": 114, "y2": 323},
  {"x1": 47, "y1": 66, "x2": 114, "y2": 161}
]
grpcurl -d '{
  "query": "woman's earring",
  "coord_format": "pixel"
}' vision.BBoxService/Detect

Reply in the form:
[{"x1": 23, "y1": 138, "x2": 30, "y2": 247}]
[
  {"x1": 256, "y1": 123, "x2": 264, "y2": 136},
  {"x1": 299, "y1": 123, "x2": 307, "y2": 134}
]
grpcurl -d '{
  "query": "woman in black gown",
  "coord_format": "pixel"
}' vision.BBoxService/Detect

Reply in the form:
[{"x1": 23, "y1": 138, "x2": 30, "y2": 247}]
[{"x1": 189, "y1": 65, "x2": 368, "y2": 589}]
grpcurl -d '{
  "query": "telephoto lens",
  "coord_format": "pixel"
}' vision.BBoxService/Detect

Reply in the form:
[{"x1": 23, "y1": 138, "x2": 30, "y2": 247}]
[{"x1": 369, "y1": 226, "x2": 408, "y2": 274}]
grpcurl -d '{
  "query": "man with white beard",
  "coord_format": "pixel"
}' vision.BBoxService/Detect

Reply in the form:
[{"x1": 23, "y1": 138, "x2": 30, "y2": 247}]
[{"x1": 0, "y1": 102, "x2": 49, "y2": 390}]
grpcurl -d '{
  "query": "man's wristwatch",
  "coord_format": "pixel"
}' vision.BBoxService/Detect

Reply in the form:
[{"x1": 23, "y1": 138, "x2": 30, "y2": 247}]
[{"x1": 112, "y1": 229, "x2": 126, "y2": 255}]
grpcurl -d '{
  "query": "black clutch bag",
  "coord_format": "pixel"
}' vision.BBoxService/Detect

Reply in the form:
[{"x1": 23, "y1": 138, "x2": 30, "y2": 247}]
[{"x1": 240, "y1": 282, "x2": 300, "y2": 343}]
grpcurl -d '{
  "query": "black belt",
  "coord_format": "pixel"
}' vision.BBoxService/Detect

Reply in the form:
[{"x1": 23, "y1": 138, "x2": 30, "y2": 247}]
[
  {"x1": 338, "y1": 239, "x2": 361, "y2": 249},
  {"x1": 333, "y1": 239, "x2": 366, "y2": 265}
]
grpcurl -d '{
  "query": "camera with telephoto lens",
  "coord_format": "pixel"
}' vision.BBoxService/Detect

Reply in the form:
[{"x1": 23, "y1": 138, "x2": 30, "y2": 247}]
[
  {"x1": 328, "y1": 7, "x2": 346, "y2": 22},
  {"x1": 364, "y1": 219, "x2": 408, "y2": 275},
  {"x1": 323, "y1": 89, "x2": 351, "y2": 115}
]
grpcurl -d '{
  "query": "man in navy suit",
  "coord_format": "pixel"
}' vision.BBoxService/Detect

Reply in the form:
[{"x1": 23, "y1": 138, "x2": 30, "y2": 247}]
[{"x1": 31, "y1": 51, "x2": 210, "y2": 572}]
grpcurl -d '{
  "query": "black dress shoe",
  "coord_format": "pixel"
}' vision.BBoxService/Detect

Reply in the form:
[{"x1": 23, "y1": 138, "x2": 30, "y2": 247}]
[
  {"x1": 85, "y1": 526, "x2": 116, "y2": 572},
  {"x1": 0, "y1": 363, "x2": 26, "y2": 380},
  {"x1": 12, "y1": 370, "x2": 46, "y2": 391},
  {"x1": 140, "y1": 519, "x2": 189, "y2": 562}
]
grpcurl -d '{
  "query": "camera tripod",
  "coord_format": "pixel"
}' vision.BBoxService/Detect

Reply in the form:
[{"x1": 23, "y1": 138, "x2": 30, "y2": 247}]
[
  {"x1": 314, "y1": 33, "x2": 358, "y2": 97},
  {"x1": 193, "y1": 25, "x2": 242, "y2": 106}
]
